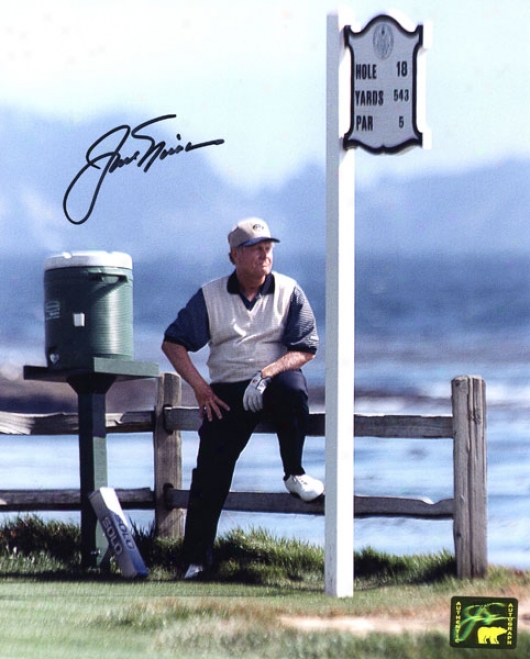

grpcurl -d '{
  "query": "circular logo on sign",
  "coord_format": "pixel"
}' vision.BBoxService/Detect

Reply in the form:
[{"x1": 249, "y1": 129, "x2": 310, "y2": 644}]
[{"x1": 373, "y1": 23, "x2": 394, "y2": 60}]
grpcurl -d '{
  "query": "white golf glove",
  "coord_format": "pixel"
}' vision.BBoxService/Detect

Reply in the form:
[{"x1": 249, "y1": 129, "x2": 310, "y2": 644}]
[{"x1": 243, "y1": 371, "x2": 271, "y2": 413}]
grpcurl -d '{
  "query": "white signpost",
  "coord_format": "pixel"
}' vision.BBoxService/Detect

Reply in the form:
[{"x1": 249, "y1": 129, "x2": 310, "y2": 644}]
[{"x1": 325, "y1": 10, "x2": 429, "y2": 597}]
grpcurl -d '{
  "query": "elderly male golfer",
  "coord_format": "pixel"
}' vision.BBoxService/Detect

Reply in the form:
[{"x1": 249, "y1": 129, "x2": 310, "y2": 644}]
[{"x1": 162, "y1": 217, "x2": 323, "y2": 580}]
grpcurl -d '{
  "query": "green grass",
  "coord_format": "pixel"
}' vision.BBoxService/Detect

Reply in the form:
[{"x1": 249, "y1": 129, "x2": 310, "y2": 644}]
[{"x1": 0, "y1": 515, "x2": 528, "y2": 658}]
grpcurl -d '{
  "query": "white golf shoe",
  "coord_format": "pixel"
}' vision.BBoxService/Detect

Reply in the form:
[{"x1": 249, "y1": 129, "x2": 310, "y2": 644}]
[{"x1": 284, "y1": 474, "x2": 324, "y2": 502}]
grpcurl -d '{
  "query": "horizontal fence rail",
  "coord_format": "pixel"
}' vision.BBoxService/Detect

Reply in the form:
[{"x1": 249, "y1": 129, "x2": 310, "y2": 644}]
[
  {"x1": 0, "y1": 373, "x2": 487, "y2": 579},
  {"x1": 164, "y1": 407, "x2": 455, "y2": 438},
  {"x1": 166, "y1": 489, "x2": 454, "y2": 518}
]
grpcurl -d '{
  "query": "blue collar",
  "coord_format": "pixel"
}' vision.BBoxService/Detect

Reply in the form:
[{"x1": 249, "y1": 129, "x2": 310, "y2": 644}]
[{"x1": 227, "y1": 271, "x2": 275, "y2": 309}]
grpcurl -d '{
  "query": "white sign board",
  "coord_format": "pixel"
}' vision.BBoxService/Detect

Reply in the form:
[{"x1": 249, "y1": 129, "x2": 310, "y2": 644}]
[
  {"x1": 343, "y1": 14, "x2": 429, "y2": 153},
  {"x1": 90, "y1": 487, "x2": 149, "y2": 578}
]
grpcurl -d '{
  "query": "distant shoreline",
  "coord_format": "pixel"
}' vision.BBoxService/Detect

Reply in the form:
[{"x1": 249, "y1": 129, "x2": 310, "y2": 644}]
[
  {"x1": 0, "y1": 374, "x2": 154, "y2": 414},
  {"x1": 0, "y1": 374, "x2": 326, "y2": 415}
]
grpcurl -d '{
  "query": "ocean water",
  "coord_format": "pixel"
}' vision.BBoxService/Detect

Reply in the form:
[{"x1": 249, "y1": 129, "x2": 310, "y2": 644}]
[{"x1": 2, "y1": 253, "x2": 530, "y2": 568}]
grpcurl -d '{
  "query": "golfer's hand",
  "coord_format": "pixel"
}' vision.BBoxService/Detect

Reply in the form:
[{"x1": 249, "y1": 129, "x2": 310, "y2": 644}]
[
  {"x1": 243, "y1": 371, "x2": 271, "y2": 413},
  {"x1": 194, "y1": 383, "x2": 230, "y2": 421}
]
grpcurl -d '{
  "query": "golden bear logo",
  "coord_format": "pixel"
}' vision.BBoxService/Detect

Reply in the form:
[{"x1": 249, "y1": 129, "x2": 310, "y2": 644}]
[
  {"x1": 477, "y1": 626, "x2": 507, "y2": 645},
  {"x1": 450, "y1": 596, "x2": 518, "y2": 649}
]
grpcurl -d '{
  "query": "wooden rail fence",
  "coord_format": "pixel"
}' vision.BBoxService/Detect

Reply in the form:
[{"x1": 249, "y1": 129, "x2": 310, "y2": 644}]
[{"x1": 0, "y1": 373, "x2": 487, "y2": 579}]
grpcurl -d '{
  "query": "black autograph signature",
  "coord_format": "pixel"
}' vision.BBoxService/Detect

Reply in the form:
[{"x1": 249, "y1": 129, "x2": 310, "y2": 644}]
[{"x1": 63, "y1": 114, "x2": 225, "y2": 224}]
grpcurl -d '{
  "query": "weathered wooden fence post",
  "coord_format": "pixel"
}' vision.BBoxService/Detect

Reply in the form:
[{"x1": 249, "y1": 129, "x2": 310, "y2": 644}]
[
  {"x1": 154, "y1": 372, "x2": 184, "y2": 538},
  {"x1": 452, "y1": 375, "x2": 487, "y2": 579}
]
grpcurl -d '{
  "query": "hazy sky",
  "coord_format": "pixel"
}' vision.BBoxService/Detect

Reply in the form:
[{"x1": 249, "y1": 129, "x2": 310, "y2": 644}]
[{"x1": 1, "y1": 0, "x2": 529, "y2": 190}]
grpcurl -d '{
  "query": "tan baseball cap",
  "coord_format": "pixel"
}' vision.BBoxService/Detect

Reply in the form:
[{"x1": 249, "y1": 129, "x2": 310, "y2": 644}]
[{"x1": 228, "y1": 218, "x2": 280, "y2": 248}]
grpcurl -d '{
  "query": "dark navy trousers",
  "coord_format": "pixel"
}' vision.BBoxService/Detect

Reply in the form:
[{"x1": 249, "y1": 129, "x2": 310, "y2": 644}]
[{"x1": 182, "y1": 369, "x2": 309, "y2": 567}]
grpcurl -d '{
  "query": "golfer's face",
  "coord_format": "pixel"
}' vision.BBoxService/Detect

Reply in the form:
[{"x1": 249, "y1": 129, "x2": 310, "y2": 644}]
[{"x1": 235, "y1": 241, "x2": 274, "y2": 279}]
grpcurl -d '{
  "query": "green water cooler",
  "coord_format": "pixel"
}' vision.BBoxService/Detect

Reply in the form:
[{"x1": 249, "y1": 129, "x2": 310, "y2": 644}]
[
  {"x1": 25, "y1": 250, "x2": 158, "y2": 570},
  {"x1": 44, "y1": 251, "x2": 134, "y2": 370}
]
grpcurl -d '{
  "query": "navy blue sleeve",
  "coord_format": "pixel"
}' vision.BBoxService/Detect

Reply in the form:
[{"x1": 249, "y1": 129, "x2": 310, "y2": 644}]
[
  {"x1": 163, "y1": 289, "x2": 210, "y2": 352},
  {"x1": 283, "y1": 285, "x2": 319, "y2": 354}
]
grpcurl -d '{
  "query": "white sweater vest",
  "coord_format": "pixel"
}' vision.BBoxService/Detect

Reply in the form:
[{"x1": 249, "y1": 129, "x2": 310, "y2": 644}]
[{"x1": 202, "y1": 272, "x2": 296, "y2": 383}]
